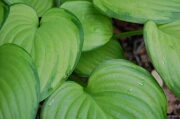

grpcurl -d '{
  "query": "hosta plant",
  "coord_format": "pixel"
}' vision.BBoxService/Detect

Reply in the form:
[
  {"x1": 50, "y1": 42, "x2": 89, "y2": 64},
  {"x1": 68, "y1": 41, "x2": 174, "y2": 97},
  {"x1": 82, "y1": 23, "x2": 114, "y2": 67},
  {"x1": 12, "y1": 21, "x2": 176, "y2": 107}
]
[
  {"x1": 0, "y1": 0, "x2": 180, "y2": 119},
  {"x1": 41, "y1": 59, "x2": 167, "y2": 119},
  {"x1": 0, "y1": 3, "x2": 83, "y2": 101}
]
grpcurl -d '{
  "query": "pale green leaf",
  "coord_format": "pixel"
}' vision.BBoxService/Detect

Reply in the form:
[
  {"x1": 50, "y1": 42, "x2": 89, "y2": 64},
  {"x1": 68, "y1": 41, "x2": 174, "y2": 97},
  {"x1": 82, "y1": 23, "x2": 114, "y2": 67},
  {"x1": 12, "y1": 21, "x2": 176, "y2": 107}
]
[
  {"x1": 41, "y1": 59, "x2": 166, "y2": 119},
  {"x1": 144, "y1": 20, "x2": 180, "y2": 99},
  {"x1": 0, "y1": 4, "x2": 83, "y2": 101},
  {"x1": 61, "y1": 1, "x2": 113, "y2": 51},
  {"x1": 93, "y1": 0, "x2": 180, "y2": 24},
  {"x1": 0, "y1": 43, "x2": 40, "y2": 119}
]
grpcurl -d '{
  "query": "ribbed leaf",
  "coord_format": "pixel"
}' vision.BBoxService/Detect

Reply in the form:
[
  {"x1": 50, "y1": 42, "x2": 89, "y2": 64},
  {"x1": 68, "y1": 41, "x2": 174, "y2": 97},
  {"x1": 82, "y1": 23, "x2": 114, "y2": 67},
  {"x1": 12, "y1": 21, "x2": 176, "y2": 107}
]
[
  {"x1": 61, "y1": 1, "x2": 113, "y2": 51},
  {"x1": 4, "y1": 0, "x2": 54, "y2": 16},
  {"x1": 75, "y1": 38, "x2": 124, "y2": 77},
  {"x1": 0, "y1": 4, "x2": 83, "y2": 101},
  {"x1": 93, "y1": 0, "x2": 180, "y2": 24},
  {"x1": 144, "y1": 20, "x2": 180, "y2": 99},
  {"x1": 0, "y1": 43, "x2": 40, "y2": 119},
  {"x1": 41, "y1": 59, "x2": 166, "y2": 119}
]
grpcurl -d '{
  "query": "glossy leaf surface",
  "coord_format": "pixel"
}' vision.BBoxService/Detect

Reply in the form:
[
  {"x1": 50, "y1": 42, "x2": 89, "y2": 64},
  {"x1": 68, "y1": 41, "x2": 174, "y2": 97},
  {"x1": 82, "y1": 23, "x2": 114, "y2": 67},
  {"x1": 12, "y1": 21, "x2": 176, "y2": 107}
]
[
  {"x1": 61, "y1": 1, "x2": 113, "y2": 51},
  {"x1": 0, "y1": 4, "x2": 83, "y2": 101},
  {"x1": 4, "y1": 0, "x2": 54, "y2": 16},
  {"x1": 41, "y1": 59, "x2": 167, "y2": 119},
  {"x1": 0, "y1": 44, "x2": 40, "y2": 119},
  {"x1": 75, "y1": 38, "x2": 124, "y2": 77},
  {"x1": 144, "y1": 20, "x2": 180, "y2": 99},
  {"x1": 93, "y1": 0, "x2": 180, "y2": 24}
]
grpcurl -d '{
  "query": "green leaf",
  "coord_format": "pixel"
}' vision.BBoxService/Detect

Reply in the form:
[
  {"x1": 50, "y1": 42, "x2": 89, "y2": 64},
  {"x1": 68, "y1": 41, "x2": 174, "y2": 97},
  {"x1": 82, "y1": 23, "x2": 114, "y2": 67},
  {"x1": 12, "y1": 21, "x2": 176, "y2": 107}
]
[
  {"x1": 0, "y1": 3, "x2": 83, "y2": 101},
  {"x1": 0, "y1": 1, "x2": 9, "y2": 29},
  {"x1": 0, "y1": 0, "x2": 6, "y2": 6},
  {"x1": 93, "y1": 0, "x2": 180, "y2": 24},
  {"x1": 61, "y1": 1, "x2": 113, "y2": 51},
  {"x1": 0, "y1": 43, "x2": 40, "y2": 119},
  {"x1": 75, "y1": 38, "x2": 124, "y2": 77},
  {"x1": 41, "y1": 59, "x2": 166, "y2": 119},
  {"x1": 4, "y1": 0, "x2": 54, "y2": 16},
  {"x1": 0, "y1": 7, "x2": 4, "y2": 28},
  {"x1": 144, "y1": 20, "x2": 180, "y2": 99}
]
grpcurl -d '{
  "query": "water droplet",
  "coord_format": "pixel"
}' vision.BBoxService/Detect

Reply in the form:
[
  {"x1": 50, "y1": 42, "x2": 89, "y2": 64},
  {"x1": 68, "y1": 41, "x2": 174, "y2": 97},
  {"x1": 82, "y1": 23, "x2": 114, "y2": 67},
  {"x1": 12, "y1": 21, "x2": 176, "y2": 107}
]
[
  {"x1": 138, "y1": 82, "x2": 144, "y2": 86},
  {"x1": 127, "y1": 88, "x2": 132, "y2": 92},
  {"x1": 49, "y1": 99, "x2": 54, "y2": 106}
]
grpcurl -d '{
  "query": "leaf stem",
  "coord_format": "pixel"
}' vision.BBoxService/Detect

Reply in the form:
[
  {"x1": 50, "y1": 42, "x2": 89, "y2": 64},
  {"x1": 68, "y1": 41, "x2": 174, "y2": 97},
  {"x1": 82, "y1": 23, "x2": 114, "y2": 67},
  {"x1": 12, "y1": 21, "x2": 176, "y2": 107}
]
[{"x1": 113, "y1": 29, "x2": 143, "y2": 39}]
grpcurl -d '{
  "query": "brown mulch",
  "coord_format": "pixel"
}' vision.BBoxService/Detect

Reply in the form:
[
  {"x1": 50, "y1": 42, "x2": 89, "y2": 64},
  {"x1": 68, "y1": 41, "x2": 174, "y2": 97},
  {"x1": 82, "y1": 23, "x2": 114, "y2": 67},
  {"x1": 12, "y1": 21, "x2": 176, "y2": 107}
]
[{"x1": 113, "y1": 19, "x2": 180, "y2": 119}]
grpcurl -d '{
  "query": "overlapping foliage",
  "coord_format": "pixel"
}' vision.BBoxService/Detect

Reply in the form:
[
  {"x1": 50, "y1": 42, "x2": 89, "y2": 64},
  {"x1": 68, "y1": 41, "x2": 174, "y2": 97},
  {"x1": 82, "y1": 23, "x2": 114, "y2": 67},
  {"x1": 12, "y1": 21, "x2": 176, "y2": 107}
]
[{"x1": 0, "y1": 0, "x2": 180, "y2": 118}]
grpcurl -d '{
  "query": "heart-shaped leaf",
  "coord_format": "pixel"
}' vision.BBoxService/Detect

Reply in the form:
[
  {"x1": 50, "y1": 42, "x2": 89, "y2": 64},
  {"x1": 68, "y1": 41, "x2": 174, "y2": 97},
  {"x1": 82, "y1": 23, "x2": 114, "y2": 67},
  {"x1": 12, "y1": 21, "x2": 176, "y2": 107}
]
[
  {"x1": 61, "y1": 1, "x2": 113, "y2": 51},
  {"x1": 0, "y1": 43, "x2": 40, "y2": 119},
  {"x1": 4, "y1": 0, "x2": 54, "y2": 16},
  {"x1": 93, "y1": 0, "x2": 180, "y2": 24},
  {"x1": 0, "y1": 3, "x2": 83, "y2": 101},
  {"x1": 40, "y1": 59, "x2": 166, "y2": 119},
  {"x1": 144, "y1": 20, "x2": 180, "y2": 99},
  {"x1": 75, "y1": 38, "x2": 124, "y2": 77}
]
